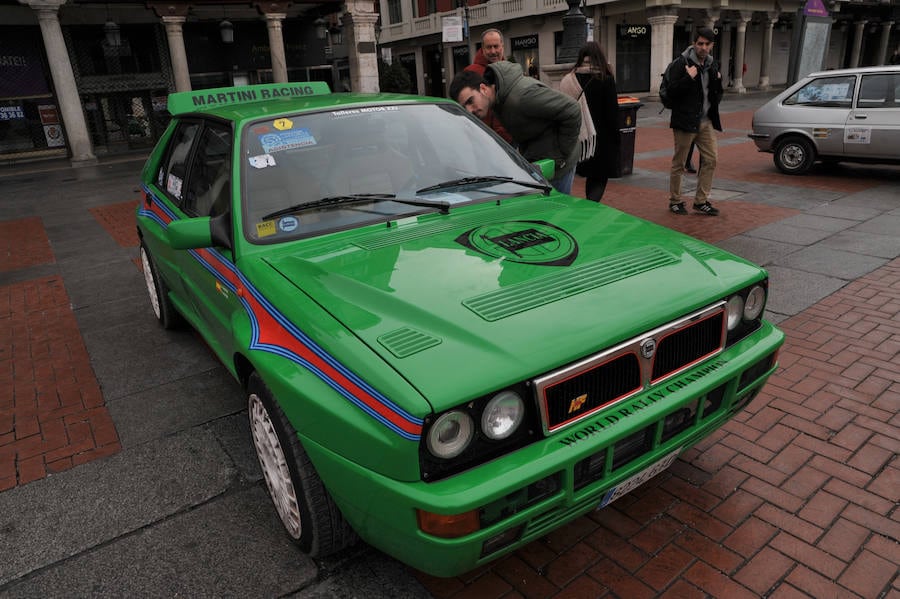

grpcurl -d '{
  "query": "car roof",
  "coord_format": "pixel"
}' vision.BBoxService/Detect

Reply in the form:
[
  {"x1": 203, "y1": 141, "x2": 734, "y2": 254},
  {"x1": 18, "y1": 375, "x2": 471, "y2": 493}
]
[
  {"x1": 167, "y1": 82, "x2": 443, "y2": 122},
  {"x1": 806, "y1": 65, "x2": 900, "y2": 78}
]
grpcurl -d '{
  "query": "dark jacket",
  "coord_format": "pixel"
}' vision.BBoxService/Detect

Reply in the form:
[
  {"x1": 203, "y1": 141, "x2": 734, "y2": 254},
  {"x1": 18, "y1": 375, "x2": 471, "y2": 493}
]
[
  {"x1": 487, "y1": 61, "x2": 581, "y2": 175},
  {"x1": 665, "y1": 47, "x2": 723, "y2": 132},
  {"x1": 464, "y1": 50, "x2": 513, "y2": 143},
  {"x1": 574, "y1": 70, "x2": 620, "y2": 179}
]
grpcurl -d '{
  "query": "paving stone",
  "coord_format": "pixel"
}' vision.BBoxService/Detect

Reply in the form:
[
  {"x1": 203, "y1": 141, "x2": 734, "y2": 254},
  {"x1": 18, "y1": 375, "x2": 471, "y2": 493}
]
[
  {"x1": 763, "y1": 266, "x2": 848, "y2": 315},
  {"x1": 776, "y1": 246, "x2": 887, "y2": 280}
]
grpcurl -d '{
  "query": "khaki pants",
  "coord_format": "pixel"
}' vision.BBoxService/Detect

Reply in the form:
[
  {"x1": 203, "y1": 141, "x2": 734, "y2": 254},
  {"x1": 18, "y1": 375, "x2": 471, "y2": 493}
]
[{"x1": 669, "y1": 120, "x2": 718, "y2": 205}]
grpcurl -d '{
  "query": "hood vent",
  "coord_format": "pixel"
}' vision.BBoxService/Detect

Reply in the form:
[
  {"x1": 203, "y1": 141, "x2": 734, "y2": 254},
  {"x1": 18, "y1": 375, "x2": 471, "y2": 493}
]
[
  {"x1": 681, "y1": 239, "x2": 718, "y2": 258},
  {"x1": 464, "y1": 246, "x2": 677, "y2": 321},
  {"x1": 378, "y1": 327, "x2": 442, "y2": 358},
  {"x1": 354, "y1": 200, "x2": 566, "y2": 251}
]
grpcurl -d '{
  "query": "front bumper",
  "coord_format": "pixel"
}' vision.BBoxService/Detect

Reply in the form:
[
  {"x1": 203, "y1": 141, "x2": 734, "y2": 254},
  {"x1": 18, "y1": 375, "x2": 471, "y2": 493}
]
[
  {"x1": 748, "y1": 132, "x2": 772, "y2": 151},
  {"x1": 303, "y1": 320, "x2": 784, "y2": 577}
]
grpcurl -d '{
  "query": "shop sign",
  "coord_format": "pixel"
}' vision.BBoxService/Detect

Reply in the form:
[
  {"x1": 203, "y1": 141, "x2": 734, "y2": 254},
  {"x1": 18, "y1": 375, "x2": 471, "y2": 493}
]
[
  {"x1": 443, "y1": 16, "x2": 464, "y2": 43},
  {"x1": 512, "y1": 35, "x2": 538, "y2": 50},
  {"x1": 618, "y1": 24, "x2": 650, "y2": 39},
  {"x1": 0, "y1": 106, "x2": 25, "y2": 121},
  {"x1": 452, "y1": 46, "x2": 470, "y2": 58}
]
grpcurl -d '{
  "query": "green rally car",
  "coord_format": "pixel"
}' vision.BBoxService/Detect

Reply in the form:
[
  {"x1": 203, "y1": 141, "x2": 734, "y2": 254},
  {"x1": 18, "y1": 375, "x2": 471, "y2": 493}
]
[{"x1": 136, "y1": 82, "x2": 784, "y2": 577}]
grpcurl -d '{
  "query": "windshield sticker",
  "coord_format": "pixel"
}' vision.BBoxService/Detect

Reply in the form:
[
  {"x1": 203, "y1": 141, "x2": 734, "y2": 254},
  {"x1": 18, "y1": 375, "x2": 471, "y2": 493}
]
[
  {"x1": 456, "y1": 220, "x2": 578, "y2": 266},
  {"x1": 260, "y1": 129, "x2": 316, "y2": 153},
  {"x1": 331, "y1": 106, "x2": 400, "y2": 118},
  {"x1": 249, "y1": 153, "x2": 277, "y2": 169},
  {"x1": 844, "y1": 127, "x2": 871, "y2": 144},
  {"x1": 166, "y1": 173, "x2": 183, "y2": 199},
  {"x1": 256, "y1": 220, "x2": 277, "y2": 238},
  {"x1": 278, "y1": 216, "x2": 299, "y2": 232},
  {"x1": 274, "y1": 118, "x2": 293, "y2": 131}
]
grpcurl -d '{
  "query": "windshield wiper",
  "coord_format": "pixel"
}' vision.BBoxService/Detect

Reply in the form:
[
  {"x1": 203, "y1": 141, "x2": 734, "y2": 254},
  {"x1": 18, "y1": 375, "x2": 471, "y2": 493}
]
[
  {"x1": 262, "y1": 193, "x2": 450, "y2": 220},
  {"x1": 417, "y1": 176, "x2": 552, "y2": 196}
]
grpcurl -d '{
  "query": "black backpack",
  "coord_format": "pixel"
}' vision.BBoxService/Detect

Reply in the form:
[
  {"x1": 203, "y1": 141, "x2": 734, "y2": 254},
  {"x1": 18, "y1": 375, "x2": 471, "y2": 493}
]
[{"x1": 658, "y1": 57, "x2": 682, "y2": 110}]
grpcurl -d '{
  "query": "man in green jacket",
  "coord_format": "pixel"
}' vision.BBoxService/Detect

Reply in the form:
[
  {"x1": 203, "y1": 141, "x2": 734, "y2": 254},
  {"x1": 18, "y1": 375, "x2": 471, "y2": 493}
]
[{"x1": 450, "y1": 61, "x2": 581, "y2": 194}]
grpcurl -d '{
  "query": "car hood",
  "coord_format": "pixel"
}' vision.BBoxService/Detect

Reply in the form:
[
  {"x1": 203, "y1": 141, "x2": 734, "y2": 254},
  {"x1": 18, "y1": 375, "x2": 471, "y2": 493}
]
[{"x1": 262, "y1": 198, "x2": 764, "y2": 412}]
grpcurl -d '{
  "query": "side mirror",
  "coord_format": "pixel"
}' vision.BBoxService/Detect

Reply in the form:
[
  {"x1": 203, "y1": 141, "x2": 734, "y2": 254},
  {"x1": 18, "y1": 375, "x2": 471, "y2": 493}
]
[
  {"x1": 167, "y1": 213, "x2": 232, "y2": 250},
  {"x1": 167, "y1": 217, "x2": 213, "y2": 250},
  {"x1": 533, "y1": 159, "x2": 555, "y2": 181}
]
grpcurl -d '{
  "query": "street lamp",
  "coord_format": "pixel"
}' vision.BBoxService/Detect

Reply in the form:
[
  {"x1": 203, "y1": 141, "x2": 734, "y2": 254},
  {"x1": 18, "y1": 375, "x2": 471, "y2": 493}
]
[{"x1": 556, "y1": 0, "x2": 587, "y2": 64}]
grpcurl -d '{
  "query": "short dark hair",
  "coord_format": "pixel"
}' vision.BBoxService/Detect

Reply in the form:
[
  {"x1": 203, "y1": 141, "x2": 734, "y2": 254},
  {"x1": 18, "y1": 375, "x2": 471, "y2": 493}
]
[
  {"x1": 695, "y1": 27, "x2": 716, "y2": 43},
  {"x1": 449, "y1": 70, "x2": 484, "y2": 102}
]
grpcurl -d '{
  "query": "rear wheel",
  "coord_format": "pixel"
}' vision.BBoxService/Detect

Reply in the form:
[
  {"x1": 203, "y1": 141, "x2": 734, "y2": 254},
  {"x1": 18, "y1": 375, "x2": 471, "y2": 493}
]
[
  {"x1": 140, "y1": 242, "x2": 182, "y2": 329},
  {"x1": 774, "y1": 136, "x2": 816, "y2": 175},
  {"x1": 247, "y1": 373, "x2": 357, "y2": 556}
]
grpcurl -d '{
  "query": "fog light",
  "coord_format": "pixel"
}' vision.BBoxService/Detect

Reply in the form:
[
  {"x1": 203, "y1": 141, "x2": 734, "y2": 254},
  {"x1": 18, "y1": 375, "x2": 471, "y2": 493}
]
[
  {"x1": 417, "y1": 508, "x2": 480, "y2": 538},
  {"x1": 481, "y1": 525, "x2": 523, "y2": 557}
]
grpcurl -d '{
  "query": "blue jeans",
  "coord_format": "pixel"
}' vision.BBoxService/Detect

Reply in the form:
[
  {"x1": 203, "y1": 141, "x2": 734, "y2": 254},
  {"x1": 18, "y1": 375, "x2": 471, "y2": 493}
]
[{"x1": 550, "y1": 168, "x2": 575, "y2": 194}]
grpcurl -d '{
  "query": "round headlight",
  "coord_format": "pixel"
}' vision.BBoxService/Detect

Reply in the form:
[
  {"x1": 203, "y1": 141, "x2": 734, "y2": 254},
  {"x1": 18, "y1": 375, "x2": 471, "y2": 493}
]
[
  {"x1": 743, "y1": 285, "x2": 766, "y2": 321},
  {"x1": 726, "y1": 295, "x2": 744, "y2": 331},
  {"x1": 481, "y1": 390, "x2": 525, "y2": 440},
  {"x1": 426, "y1": 411, "x2": 474, "y2": 459}
]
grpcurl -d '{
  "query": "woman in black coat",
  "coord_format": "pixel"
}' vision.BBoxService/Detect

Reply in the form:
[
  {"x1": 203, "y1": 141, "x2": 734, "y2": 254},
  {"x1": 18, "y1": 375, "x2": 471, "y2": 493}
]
[{"x1": 561, "y1": 42, "x2": 620, "y2": 202}]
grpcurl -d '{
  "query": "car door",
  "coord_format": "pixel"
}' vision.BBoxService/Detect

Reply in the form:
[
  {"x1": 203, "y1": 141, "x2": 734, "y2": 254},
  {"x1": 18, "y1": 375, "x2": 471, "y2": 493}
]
[
  {"x1": 782, "y1": 74, "x2": 856, "y2": 157},
  {"x1": 844, "y1": 72, "x2": 900, "y2": 160},
  {"x1": 142, "y1": 120, "x2": 202, "y2": 306},
  {"x1": 173, "y1": 120, "x2": 241, "y2": 361}
]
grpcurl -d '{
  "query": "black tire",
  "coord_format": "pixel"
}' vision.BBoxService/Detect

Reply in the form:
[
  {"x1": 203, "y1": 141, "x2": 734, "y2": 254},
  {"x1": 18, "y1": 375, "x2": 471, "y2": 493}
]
[
  {"x1": 140, "y1": 242, "x2": 182, "y2": 329},
  {"x1": 773, "y1": 136, "x2": 816, "y2": 175},
  {"x1": 247, "y1": 372, "x2": 357, "y2": 557}
]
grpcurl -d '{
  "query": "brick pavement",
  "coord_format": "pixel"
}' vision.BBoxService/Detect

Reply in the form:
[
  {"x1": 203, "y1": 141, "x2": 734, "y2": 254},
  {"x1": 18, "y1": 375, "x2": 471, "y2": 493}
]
[{"x1": 1, "y1": 107, "x2": 897, "y2": 596}]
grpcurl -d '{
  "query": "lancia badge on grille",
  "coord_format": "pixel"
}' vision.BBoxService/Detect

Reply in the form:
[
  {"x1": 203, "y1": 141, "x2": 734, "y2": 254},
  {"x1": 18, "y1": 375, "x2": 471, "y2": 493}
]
[{"x1": 640, "y1": 338, "x2": 657, "y2": 359}]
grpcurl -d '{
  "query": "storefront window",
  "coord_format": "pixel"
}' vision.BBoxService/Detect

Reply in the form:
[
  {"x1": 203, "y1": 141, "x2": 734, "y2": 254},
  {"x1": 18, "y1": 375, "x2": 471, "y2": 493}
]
[{"x1": 511, "y1": 35, "x2": 539, "y2": 77}]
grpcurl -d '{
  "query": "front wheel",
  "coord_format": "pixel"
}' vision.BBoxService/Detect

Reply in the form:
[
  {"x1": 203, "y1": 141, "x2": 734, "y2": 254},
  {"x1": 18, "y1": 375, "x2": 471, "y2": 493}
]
[
  {"x1": 247, "y1": 373, "x2": 357, "y2": 557},
  {"x1": 774, "y1": 136, "x2": 816, "y2": 175}
]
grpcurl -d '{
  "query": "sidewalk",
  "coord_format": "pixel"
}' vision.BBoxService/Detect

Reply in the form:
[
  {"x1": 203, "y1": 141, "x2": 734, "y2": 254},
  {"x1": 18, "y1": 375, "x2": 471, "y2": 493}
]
[{"x1": 1, "y1": 96, "x2": 898, "y2": 597}]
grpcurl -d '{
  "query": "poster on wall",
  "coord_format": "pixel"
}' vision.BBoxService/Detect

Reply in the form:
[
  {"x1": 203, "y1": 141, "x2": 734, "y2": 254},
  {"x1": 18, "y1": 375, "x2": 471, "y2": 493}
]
[
  {"x1": 38, "y1": 103, "x2": 65, "y2": 147},
  {"x1": 0, "y1": 27, "x2": 51, "y2": 98}
]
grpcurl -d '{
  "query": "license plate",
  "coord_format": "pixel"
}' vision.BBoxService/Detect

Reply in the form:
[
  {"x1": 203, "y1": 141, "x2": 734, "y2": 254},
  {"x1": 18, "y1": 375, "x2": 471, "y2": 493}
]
[{"x1": 599, "y1": 448, "x2": 682, "y2": 508}]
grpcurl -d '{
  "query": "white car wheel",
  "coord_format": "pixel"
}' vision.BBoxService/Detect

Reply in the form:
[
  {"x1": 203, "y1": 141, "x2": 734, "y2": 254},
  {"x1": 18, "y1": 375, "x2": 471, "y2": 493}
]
[
  {"x1": 246, "y1": 373, "x2": 357, "y2": 556},
  {"x1": 249, "y1": 391, "x2": 303, "y2": 539},
  {"x1": 139, "y1": 242, "x2": 182, "y2": 329}
]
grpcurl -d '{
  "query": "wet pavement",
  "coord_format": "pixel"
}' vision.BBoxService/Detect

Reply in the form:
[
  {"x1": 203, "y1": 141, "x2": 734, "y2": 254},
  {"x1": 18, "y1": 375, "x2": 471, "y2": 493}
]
[{"x1": 1, "y1": 91, "x2": 897, "y2": 597}]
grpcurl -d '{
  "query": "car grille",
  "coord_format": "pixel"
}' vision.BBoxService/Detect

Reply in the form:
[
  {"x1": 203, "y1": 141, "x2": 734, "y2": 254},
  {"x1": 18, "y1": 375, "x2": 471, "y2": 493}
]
[{"x1": 533, "y1": 302, "x2": 726, "y2": 434}]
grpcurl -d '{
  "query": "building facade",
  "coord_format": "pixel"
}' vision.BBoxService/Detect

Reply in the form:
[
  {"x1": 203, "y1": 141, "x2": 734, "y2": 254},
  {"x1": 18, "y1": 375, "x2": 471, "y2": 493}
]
[
  {"x1": 1, "y1": 0, "x2": 896, "y2": 165},
  {"x1": 376, "y1": 0, "x2": 898, "y2": 98},
  {"x1": 0, "y1": 0, "x2": 378, "y2": 165}
]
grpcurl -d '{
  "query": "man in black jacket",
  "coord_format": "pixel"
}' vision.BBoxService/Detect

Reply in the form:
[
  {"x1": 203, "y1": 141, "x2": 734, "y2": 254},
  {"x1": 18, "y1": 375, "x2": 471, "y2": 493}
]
[{"x1": 665, "y1": 27, "x2": 723, "y2": 216}]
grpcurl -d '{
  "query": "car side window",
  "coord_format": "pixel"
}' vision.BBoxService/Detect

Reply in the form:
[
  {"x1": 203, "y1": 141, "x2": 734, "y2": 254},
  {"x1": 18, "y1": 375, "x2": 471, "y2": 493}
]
[
  {"x1": 785, "y1": 76, "x2": 855, "y2": 107},
  {"x1": 183, "y1": 124, "x2": 233, "y2": 218},
  {"x1": 157, "y1": 122, "x2": 200, "y2": 206},
  {"x1": 858, "y1": 74, "x2": 899, "y2": 108}
]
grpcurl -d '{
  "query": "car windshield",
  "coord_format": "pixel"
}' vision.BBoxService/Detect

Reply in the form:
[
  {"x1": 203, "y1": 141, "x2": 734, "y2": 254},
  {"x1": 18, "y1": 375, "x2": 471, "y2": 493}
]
[{"x1": 241, "y1": 102, "x2": 546, "y2": 243}]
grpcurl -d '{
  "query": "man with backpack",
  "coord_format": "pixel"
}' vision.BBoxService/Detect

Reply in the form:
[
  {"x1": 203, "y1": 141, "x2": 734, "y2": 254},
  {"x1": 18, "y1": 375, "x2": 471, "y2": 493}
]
[{"x1": 661, "y1": 27, "x2": 724, "y2": 216}]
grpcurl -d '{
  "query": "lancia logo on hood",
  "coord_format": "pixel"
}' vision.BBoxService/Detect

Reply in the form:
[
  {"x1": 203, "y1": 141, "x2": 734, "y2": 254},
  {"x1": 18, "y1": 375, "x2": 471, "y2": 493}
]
[{"x1": 455, "y1": 220, "x2": 578, "y2": 266}]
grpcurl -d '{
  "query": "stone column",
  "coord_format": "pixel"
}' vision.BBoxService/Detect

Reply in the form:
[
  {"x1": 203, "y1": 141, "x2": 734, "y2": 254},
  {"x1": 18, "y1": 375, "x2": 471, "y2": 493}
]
[
  {"x1": 877, "y1": 22, "x2": 894, "y2": 65},
  {"x1": 731, "y1": 11, "x2": 752, "y2": 93},
  {"x1": 265, "y1": 13, "x2": 288, "y2": 83},
  {"x1": 647, "y1": 8, "x2": 679, "y2": 99},
  {"x1": 21, "y1": 0, "x2": 96, "y2": 166},
  {"x1": 343, "y1": 0, "x2": 380, "y2": 92},
  {"x1": 758, "y1": 12, "x2": 779, "y2": 91},
  {"x1": 849, "y1": 20, "x2": 867, "y2": 68},
  {"x1": 162, "y1": 16, "x2": 191, "y2": 91},
  {"x1": 701, "y1": 9, "x2": 719, "y2": 30}
]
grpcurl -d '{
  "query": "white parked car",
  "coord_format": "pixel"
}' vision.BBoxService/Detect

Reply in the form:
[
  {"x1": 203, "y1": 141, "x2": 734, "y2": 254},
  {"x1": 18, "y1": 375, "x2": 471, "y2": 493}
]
[{"x1": 749, "y1": 65, "x2": 900, "y2": 174}]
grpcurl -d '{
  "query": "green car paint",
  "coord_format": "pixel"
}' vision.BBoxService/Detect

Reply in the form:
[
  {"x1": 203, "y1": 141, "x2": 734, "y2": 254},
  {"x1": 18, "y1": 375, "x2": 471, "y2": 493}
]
[{"x1": 137, "y1": 83, "x2": 784, "y2": 577}]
